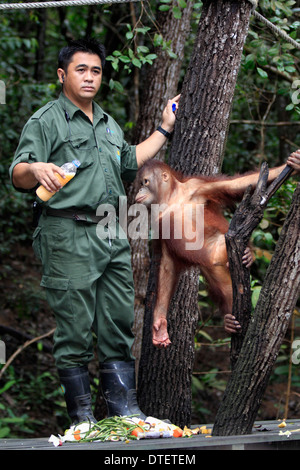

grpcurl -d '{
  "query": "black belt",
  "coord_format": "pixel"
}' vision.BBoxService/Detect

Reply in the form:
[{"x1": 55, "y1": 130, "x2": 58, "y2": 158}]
[{"x1": 45, "y1": 208, "x2": 114, "y2": 224}]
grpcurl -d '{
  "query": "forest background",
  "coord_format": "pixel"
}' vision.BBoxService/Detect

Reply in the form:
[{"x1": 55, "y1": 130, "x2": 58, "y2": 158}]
[{"x1": 0, "y1": 0, "x2": 299, "y2": 438}]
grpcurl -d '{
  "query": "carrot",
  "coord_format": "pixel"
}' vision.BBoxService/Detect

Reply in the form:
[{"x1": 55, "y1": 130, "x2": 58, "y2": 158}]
[
  {"x1": 73, "y1": 429, "x2": 81, "y2": 441},
  {"x1": 173, "y1": 427, "x2": 183, "y2": 438}
]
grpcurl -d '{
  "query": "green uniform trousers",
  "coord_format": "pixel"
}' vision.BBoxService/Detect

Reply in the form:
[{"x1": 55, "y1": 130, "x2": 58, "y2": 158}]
[{"x1": 32, "y1": 213, "x2": 135, "y2": 369}]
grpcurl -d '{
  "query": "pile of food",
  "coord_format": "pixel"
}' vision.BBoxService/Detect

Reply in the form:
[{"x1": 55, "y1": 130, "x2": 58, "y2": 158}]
[{"x1": 48, "y1": 415, "x2": 211, "y2": 447}]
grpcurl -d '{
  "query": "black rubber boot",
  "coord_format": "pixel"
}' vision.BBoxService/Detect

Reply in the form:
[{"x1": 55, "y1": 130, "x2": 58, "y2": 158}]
[
  {"x1": 100, "y1": 361, "x2": 146, "y2": 420},
  {"x1": 58, "y1": 365, "x2": 97, "y2": 425}
]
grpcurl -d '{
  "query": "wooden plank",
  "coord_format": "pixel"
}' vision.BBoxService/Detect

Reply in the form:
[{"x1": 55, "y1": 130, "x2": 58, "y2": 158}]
[{"x1": 1, "y1": 420, "x2": 300, "y2": 451}]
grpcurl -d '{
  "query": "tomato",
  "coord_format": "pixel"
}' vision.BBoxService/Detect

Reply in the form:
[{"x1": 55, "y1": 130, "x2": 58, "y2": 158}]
[
  {"x1": 173, "y1": 427, "x2": 183, "y2": 438},
  {"x1": 131, "y1": 427, "x2": 144, "y2": 437}
]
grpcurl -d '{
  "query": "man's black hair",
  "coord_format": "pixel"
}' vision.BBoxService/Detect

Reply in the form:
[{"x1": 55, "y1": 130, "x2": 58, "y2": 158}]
[{"x1": 58, "y1": 38, "x2": 106, "y2": 72}]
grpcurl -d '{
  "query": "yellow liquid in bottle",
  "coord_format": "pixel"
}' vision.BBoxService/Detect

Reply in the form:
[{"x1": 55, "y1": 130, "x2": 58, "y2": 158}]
[{"x1": 36, "y1": 172, "x2": 75, "y2": 202}]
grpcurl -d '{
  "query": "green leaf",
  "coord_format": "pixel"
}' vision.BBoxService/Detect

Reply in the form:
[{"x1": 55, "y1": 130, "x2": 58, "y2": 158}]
[
  {"x1": 244, "y1": 53, "x2": 255, "y2": 70},
  {"x1": 198, "y1": 329, "x2": 213, "y2": 342},
  {"x1": 112, "y1": 80, "x2": 124, "y2": 93},
  {"x1": 172, "y1": 6, "x2": 182, "y2": 18},
  {"x1": 159, "y1": 5, "x2": 170, "y2": 11},
  {"x1": 274, "y1": 364, "x2": 289, "y2": 376},
  {"x1": 125, "y1": 31, "x2": 134, "y2": 40},
  {"x1": 132, "y1": 58, "x2": 142, "y2": 68},
  {"x1": 0, "y1": 380, "x2": 16, "y2": 395},
  {"x1": 257, "y1": 56, "x2": 267, "y2": 66},
  {"x1": 286, "y1": 103, "x2": 294, "y2": 111},
  {"x1": 153, "y1": 34, "x2": 163, "y2": 47},
  {"x1": 178, "y1": 0, "x2": 187, "y2": 7},
  {"x1": 111, "y1": 60, "x2": 119, "y2": 71},
  {"x1": 136, "y1": 27, "x2": 151, "y2": 34},
  {"x1": 0, "y1": 427, "x2": 10, "y2": 438},
  {"x1": 119, "y1": 55, "x2": 131, "y2": 63},
  {"x1": 137, "y1": 45, "x2": 149, "y2": 54},
  {"x1": 128, "y1": 48, "x2": 134, "y2": 59},
  {"x1": 145, "y1": 54, "x2": 157, "y2": 61},
  {"x1": 257, "y1": 67, "x2": 268, "y2": 79},
  {"x1": 109, "y1": 78, "x2": 115, "y2": 90},
  {"x1": 252, "y1": 286, "x2": 262, "y2": 308},
  {"x1": 168, "y1": 50, "x2": 177, "y2": 59},
  {"x1": 285, "y1": 65, "x2": 296, "y2": 73}
]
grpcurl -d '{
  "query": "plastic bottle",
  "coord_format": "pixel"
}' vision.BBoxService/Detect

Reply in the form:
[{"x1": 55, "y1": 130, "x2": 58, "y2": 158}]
[{"x1": 36, "y1": 159, "x2": 81, "y2": 202}]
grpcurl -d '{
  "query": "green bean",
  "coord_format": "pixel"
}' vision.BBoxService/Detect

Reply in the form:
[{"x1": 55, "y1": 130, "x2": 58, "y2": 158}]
[{"x1": 76, "y1": 415, "x2": 148, "y2": 443}]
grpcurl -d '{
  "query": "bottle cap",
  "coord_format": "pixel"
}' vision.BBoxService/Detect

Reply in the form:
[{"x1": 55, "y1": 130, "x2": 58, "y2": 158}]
[{"x1": 72, "y1": 159, "x2": 81, "y2": 167}]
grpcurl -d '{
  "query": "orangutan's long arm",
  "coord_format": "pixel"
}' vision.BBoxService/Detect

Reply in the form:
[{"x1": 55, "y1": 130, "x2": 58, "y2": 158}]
[
  {"x1": 210, "y1": 164, "x2": 287, "y2": 198},
  {"x1": 152, "y1": 243, "x2": 179, "y2": 348}
]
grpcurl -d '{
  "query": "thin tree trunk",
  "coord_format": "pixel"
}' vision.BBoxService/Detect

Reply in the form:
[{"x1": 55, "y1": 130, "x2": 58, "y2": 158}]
[
  {"x1": 213, "y1": 184, "x2": 300, "y2": 436},
  {"x1": 138, "y1": 0, "x2": 253, "y2": 427},
  {"x1": 226, "y1": 164, "x2": 270, "y2": 369}
]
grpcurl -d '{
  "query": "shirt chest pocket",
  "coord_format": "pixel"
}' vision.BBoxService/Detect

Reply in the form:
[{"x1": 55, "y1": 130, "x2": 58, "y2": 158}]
[
  {"x1": 105, "y1": 133, "x2": 122, "y2": 166},
  {"x1": 64, "y1": 133, "x2": 97, "y2": 167}
]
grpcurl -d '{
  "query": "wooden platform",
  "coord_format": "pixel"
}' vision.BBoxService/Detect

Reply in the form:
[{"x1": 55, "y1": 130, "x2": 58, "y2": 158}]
[{"x1": 1, "y1": 419, "x2": 300, "y2": 452}]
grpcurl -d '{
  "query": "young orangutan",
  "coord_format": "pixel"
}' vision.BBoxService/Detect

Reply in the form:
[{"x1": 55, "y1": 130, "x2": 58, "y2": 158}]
[{"x1": 135, "y1": 150, "x2": 300, "y2": 348}]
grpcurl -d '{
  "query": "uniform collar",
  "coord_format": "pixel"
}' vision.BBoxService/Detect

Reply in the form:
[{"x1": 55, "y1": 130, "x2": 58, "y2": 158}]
[{"x1": 59, "y1": 92, "x2": 108, "y2": 123}]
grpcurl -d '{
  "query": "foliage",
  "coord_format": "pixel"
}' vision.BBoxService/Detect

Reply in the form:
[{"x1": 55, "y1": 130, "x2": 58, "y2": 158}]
[
  {"x1": 0, "y1": 366, "x2": 67, "y2": 437},
  {"x1": 224, "y1": 0, "x2": 299, "y2": 174},
  {"x1": 0, "y1": 0, "x2": 299, "y2": 434}
]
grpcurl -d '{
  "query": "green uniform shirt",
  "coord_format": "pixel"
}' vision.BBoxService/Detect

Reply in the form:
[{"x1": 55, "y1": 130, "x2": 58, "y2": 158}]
[{"x1": 9, "y1": 93, "x2": 138, "y2": 212}]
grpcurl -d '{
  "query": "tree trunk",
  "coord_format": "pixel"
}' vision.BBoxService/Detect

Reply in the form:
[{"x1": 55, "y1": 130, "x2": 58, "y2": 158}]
[
  {"x1": 128, "y1": 1, "x2": 194, "y2": 365},
  {"x1": 170, "y1": 0, "x2": 253, "y2": 175},
  {"x1": 138, "y1": 0, "x2": 253, "y2": 427},
  {"x1": 213, "y1": 184, "x2": 300, "y2": 436}
]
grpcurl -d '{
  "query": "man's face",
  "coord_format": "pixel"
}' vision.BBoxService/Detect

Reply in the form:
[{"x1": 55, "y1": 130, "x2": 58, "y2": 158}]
[{"x1": 58, "y1": 51, "x2": 102, "y2": 104}]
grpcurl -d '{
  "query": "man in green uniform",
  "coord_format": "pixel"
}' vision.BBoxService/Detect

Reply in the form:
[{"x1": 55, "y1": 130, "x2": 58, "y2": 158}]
[{"x1": 9, "y1": 38, "x2": 179, "y2": 425}]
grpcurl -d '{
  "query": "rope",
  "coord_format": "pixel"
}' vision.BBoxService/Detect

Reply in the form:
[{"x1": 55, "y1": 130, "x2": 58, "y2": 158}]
[
  {"x1": 247, "y1": 0, "x2": 258, "y2": 8},
  {"x1": 247, "y1": 0, "x2": 300, "y2": 50},
  {"x1": 0, "y1": 0, "x2": 139, "y2": 10},
  {"x1": 252, "y1": 9, "x2": 300, "y2": 50},
  {"x1": 0, "y1": 0, "x2": 298, "y2": 50}
]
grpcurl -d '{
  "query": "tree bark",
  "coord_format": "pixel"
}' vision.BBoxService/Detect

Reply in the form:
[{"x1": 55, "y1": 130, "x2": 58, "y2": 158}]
[
  {"x1": 228, "y1": 164, "x2": 294, "y2": 368},
  {"x1": 128, "y1": 1, "x2": 194, "y2": 365},
  {"x1": 226, "y1": 164, "x2": 270, "y2": 368},
  {"x1": 213, "y1": 183, "x2": 300, "y2": 436},
  {"x1": 170, "y1": 0, "x2": 253, "y2": 175},
  {"x1": 138, "y1": 0, "x2": 253, "y2": 427}
]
